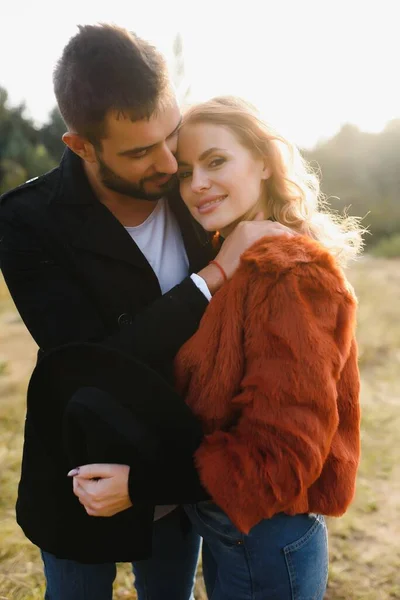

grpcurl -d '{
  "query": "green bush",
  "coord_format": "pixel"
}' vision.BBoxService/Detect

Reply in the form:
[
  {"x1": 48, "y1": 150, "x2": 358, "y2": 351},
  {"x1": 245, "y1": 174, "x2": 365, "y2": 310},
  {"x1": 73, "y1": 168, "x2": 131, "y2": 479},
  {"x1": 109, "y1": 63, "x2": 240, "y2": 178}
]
[
  {"x1": 371, "y1": 233, "x2": 400, "y2": 258},
  {"x1": 0, "y1": 360, "x2": 8, "y2": 375}
]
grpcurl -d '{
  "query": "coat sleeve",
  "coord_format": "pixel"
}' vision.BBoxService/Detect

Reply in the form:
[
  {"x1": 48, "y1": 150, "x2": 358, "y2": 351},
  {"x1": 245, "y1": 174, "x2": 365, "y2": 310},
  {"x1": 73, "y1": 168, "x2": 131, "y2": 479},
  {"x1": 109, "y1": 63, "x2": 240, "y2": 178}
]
[
  {"x1": 194, "y1": 264, "x2": 359, "y2": 533},
  {"x1": 0, "y1": 206, "x2": 208, "y2": 364}
]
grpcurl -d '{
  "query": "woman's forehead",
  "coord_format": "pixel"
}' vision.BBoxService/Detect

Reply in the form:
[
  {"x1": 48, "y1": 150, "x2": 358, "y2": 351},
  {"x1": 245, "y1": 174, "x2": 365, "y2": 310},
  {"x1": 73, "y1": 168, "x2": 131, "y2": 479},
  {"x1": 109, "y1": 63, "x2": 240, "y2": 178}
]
[{"x1": 178, "y1": 123, "x2": 239, "y2": 155}]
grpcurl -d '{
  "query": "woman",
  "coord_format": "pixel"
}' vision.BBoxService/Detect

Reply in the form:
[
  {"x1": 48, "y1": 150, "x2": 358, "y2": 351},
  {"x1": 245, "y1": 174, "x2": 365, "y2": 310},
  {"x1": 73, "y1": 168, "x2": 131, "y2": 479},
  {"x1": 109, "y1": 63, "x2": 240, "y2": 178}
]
[{"x1": 174, "y1": 96, "x2": 362, "y2": 599}]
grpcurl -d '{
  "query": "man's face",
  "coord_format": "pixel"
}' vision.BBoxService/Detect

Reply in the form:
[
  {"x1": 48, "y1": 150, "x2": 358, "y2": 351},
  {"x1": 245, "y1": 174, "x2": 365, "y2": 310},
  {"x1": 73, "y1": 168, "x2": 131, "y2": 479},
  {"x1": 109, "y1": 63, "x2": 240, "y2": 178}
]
[{"x1": 94, "y1": 100, "x2": 181, "y2": 200}]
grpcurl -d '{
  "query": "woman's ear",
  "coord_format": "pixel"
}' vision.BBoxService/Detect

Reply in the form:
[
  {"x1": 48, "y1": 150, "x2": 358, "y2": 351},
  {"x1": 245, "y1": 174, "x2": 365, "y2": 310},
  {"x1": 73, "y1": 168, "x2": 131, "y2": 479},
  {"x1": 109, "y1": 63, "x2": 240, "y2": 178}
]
[
  {"x1": 62, "y1": 132, "x2": 97, "y2": 163},
  {"x1": 261, "y1": 161, "x2": 272, "y2": 181}
]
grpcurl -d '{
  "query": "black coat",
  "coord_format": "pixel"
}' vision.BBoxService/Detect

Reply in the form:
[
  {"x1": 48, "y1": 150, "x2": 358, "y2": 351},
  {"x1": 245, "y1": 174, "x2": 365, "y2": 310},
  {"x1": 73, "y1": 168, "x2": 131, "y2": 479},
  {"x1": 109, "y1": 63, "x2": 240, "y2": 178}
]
[{"x1": 0, "y1": 149, "x2": 215, "y2": 563}]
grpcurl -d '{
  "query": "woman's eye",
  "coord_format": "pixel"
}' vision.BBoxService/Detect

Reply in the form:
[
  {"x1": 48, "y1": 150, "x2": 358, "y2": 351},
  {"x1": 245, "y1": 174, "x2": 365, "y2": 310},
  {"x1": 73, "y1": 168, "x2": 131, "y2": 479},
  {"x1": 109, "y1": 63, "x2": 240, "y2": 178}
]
[
  {"x1": 178, "y1": 171, "x2": 192, "y2": 180},
  {"x1": 209, "y1": 157, "x2": 225, "y2": 168}
]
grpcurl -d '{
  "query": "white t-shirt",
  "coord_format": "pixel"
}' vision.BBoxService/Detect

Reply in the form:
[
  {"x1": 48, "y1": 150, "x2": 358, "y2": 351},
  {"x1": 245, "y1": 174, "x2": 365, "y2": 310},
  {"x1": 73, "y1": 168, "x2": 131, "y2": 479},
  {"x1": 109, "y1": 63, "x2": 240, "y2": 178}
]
[
  {"x1": 125, "y1": 197, "x2": 210, "y2": 519},
  {"x1": 125, "y1": 197, "x2": 211, "y2": 299}
]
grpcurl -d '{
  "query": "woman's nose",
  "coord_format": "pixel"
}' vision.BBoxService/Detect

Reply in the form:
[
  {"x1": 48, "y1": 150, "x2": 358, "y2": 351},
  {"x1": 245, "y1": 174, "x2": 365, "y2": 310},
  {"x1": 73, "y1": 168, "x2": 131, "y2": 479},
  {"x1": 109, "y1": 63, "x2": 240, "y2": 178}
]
[{"x1": 191, "y1": 168, "x2": 210, "y2": 193}]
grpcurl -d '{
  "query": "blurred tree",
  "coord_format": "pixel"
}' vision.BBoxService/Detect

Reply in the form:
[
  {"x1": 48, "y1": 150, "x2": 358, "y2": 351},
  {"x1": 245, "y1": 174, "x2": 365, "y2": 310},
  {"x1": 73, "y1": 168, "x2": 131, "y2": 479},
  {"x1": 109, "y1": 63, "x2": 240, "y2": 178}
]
[
  {"x1": 39, "y1": 107, "x2": 66, "y2": 161},
  {"x1": 0, "y1": 86, "x2": 57, "y2": 193},
  {"x1": 0, "y1": 158, "x2": 27, "y2": 193},
  {"x1": 171, "y1": 33, "x2": 191, "y2": 105},
  {"x1": 305, "y1": 122, "x2": 400, "y2": 246}
]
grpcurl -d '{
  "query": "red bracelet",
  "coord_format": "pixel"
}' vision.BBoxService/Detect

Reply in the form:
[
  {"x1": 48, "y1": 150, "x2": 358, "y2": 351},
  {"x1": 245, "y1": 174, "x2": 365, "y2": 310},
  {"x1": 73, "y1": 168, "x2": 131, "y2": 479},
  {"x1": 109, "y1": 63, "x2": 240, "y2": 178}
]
[{"x1": 209, "y1": 260, "x2": 228, "y2": 283}]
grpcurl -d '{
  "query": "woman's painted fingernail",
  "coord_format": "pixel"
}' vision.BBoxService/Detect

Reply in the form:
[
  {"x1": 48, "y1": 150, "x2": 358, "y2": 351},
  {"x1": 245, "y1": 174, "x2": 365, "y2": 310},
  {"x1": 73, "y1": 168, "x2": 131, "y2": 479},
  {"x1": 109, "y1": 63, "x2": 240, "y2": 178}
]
[{"x1": 67, "y1": 467, "x2": 80, "y2": 477}]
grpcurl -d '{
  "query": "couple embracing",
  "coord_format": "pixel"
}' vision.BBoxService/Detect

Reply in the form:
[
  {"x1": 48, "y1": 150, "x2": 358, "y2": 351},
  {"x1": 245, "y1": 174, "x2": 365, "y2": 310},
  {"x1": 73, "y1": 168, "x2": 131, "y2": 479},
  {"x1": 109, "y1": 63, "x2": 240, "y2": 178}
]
[{"x1": 0, "y1": 23, "x2": 362, "y2": 600}]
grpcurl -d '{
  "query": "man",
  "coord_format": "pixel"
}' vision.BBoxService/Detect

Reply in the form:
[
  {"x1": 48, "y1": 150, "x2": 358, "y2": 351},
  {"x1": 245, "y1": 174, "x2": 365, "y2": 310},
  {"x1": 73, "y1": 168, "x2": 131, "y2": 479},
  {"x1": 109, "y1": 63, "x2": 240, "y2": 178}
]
[{"x1": 0, "y1": 24, "x2": 292, "y2": 600}]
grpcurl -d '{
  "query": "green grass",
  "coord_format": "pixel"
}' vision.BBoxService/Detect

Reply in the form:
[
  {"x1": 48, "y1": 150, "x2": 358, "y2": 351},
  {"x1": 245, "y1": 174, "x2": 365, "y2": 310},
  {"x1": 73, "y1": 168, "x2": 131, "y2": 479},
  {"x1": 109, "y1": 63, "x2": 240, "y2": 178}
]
[
  {"x1": 1, "y1": 256, "x2": 400, "y2": 599},
  {"x1": 324, "y1": 257, "x2": 400, "y2": 599}
]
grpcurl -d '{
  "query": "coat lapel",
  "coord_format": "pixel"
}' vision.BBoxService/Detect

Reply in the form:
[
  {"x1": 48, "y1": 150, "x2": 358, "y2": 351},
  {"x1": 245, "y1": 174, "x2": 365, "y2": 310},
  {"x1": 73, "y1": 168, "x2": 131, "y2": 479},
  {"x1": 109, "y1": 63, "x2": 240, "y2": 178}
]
[
  {"x1": 52, "y1": 149, "x2": 154, "y2": 271},
  {"x1": 69, "y1": 202, "x2": 152, "y2": 271}
]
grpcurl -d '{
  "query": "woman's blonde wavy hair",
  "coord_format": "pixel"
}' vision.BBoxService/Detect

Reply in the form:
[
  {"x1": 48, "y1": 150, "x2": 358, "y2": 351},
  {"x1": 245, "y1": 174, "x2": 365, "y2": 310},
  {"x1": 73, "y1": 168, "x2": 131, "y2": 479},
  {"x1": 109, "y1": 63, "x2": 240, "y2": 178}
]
[{"x1": 181, "y1": 96, "x2": 364, "y2": 265}]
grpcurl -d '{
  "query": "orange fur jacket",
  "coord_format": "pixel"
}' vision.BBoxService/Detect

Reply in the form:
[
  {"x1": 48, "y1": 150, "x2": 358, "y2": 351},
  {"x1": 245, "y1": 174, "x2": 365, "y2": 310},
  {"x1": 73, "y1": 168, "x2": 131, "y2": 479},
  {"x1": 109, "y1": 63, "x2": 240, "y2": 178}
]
[{"x1": 175, "y1": 235, "x2": 361, "y2": 533}]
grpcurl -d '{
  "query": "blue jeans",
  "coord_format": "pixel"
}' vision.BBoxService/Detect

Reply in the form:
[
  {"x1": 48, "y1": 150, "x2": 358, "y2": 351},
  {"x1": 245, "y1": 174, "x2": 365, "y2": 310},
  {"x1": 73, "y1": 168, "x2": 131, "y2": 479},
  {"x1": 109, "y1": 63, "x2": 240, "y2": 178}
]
[
  {"x1": 41, "y1": 508, "x2": 201, "y2": 600},
  {"x1": 184, "y1": 502, "x2": 328, "y2": 600}
]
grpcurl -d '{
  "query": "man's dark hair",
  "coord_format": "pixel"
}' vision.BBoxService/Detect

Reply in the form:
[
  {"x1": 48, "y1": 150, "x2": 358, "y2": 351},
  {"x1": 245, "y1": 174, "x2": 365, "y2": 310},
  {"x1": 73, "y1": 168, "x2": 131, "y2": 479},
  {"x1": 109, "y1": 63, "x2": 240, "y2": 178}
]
[{"x1": 53, "y1": 24, "x2": 171, "y2": 145}]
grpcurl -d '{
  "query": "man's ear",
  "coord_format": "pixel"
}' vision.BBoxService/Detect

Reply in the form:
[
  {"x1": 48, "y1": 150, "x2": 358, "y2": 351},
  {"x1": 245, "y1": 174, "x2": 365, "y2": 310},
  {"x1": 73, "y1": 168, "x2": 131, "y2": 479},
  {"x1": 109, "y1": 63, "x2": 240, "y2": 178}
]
[{"x1": 62, "y1": 132, "x2": 97, "y2": 163}]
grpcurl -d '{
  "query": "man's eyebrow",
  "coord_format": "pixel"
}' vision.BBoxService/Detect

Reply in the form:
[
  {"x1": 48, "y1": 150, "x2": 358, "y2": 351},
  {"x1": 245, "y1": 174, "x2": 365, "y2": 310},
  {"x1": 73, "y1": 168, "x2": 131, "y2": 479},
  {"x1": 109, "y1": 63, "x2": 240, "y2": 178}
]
[
  {"x1": 118, "y1": 118, "x2": 182, "y2": 157},
  {"x1": 178, "y1": 147, "x2": 226, "y2": 166}
]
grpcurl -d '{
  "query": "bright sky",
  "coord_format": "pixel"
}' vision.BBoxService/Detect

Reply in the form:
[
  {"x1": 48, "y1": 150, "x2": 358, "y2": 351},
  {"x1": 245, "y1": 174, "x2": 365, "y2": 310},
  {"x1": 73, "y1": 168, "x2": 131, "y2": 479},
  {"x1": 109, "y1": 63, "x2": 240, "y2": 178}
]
[{"x1": 1, "y1": 0, "x2": 399, "y2": 148}]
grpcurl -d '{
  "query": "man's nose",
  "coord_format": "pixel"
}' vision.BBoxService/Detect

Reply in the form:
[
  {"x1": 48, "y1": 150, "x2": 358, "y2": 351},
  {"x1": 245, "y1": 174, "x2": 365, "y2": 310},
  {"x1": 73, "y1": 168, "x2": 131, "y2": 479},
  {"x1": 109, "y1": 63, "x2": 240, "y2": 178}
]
[{"x1": 156, "y1": 144, "x2": 178, "y2": 174}]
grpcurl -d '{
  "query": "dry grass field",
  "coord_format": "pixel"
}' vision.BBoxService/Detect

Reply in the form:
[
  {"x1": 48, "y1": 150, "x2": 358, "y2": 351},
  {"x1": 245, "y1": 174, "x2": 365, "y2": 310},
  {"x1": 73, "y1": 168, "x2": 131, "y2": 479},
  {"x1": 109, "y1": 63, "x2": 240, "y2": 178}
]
[{"x1": 1, "y1": 256, "x2": 399, "y2": 599}]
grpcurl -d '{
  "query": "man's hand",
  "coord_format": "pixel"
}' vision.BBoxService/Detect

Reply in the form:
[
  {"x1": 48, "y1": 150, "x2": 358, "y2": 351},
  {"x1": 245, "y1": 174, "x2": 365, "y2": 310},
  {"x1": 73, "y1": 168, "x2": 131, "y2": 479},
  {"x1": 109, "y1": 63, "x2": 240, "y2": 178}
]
[
  {"x1": 68, "y1": 464, "x2": 132, "y2": 517},
  {"x1": 198, "y1": 213, "x2": 296, "y2": 294}
]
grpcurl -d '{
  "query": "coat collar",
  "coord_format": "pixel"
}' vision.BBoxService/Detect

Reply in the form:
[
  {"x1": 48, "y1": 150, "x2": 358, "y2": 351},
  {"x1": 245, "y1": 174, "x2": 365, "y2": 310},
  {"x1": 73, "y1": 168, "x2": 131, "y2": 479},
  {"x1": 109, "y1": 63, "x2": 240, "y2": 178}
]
[
  {"x1": 167, "y1": 186, "x2": 215, "y2": 274},
  {"x1": 50, "y1": 149, "x2": 214, "y2": 273},
  {"x1": 54, "y1": 148, "x2": 98, "y2": 205}
]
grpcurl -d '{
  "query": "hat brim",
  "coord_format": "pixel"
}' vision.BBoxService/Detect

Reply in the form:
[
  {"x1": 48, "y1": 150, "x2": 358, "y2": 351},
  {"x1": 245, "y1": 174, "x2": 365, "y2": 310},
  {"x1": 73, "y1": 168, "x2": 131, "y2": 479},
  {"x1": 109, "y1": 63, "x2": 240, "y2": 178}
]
[{"x1": 28, "y1": 342, "x2": 203, "y2": 468}]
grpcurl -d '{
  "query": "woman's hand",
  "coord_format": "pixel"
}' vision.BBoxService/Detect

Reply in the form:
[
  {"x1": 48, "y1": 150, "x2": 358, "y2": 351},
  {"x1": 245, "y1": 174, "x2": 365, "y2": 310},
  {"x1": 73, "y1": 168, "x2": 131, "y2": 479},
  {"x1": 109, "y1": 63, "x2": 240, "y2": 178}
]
[
  {"x1": 68, "y1": 464, "x2": 132, "y2": 517},
  {"x1": 198, "y1": 213, "x2": 296, "y2": 294},
  {"x1": 217, "y1": 212, "x2": 296, "y2": 277}
]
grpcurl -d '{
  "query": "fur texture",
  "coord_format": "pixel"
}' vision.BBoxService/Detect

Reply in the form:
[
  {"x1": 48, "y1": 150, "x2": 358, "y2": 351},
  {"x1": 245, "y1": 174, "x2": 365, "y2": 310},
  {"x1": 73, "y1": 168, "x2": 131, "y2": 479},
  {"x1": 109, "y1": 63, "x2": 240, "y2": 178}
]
[{"x1": 175, "y1": 235, "x2": 361, "y2": 534}]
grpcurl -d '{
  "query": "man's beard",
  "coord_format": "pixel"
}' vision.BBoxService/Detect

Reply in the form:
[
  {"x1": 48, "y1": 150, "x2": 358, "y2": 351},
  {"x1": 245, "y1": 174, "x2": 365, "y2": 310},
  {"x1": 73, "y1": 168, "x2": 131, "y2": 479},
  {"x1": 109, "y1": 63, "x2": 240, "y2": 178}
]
[{"x1": 96, "y1": 152, "x2": 176, "y2": 201}]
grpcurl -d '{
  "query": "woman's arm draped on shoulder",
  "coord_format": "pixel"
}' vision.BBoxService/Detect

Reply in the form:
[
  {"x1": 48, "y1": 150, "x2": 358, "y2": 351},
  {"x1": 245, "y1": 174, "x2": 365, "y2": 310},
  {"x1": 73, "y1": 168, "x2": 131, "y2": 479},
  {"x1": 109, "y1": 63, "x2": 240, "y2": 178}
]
[{"x1": 194, "y1": 261, "x2": 358, "y2": 533}]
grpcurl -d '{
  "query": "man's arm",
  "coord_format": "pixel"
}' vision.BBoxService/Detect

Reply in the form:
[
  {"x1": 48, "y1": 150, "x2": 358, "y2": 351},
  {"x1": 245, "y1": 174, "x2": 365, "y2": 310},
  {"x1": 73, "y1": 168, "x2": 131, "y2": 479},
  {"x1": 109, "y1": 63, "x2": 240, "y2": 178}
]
[
  {"x1": 69, "y1": 217, "x2": 300, "y2": 518},
  {"x1": 0, "y1": 208, "x2": 293, "y2": 365},
  {"x1": 69, "y1": 460, "x2": 209, "y2": 517},
  {"x1": 0, "y1": 208, "x2": 208, "y2": 363}
]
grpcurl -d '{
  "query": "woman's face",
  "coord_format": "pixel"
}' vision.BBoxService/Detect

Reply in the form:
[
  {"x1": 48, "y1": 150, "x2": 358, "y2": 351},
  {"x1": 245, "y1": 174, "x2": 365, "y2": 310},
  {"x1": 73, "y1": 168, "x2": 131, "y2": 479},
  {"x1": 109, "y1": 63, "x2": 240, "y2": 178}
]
[{"x1": 177, "y1": 122, "x2": 270, "y2": 235}]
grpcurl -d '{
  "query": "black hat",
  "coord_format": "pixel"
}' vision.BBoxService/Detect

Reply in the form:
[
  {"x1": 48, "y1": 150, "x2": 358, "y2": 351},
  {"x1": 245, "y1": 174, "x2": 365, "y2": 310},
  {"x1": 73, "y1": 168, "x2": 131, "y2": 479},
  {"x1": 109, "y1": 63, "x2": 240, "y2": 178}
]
[{"x1": 28, "y1": 342, "x2": 204, "y2": 471}]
